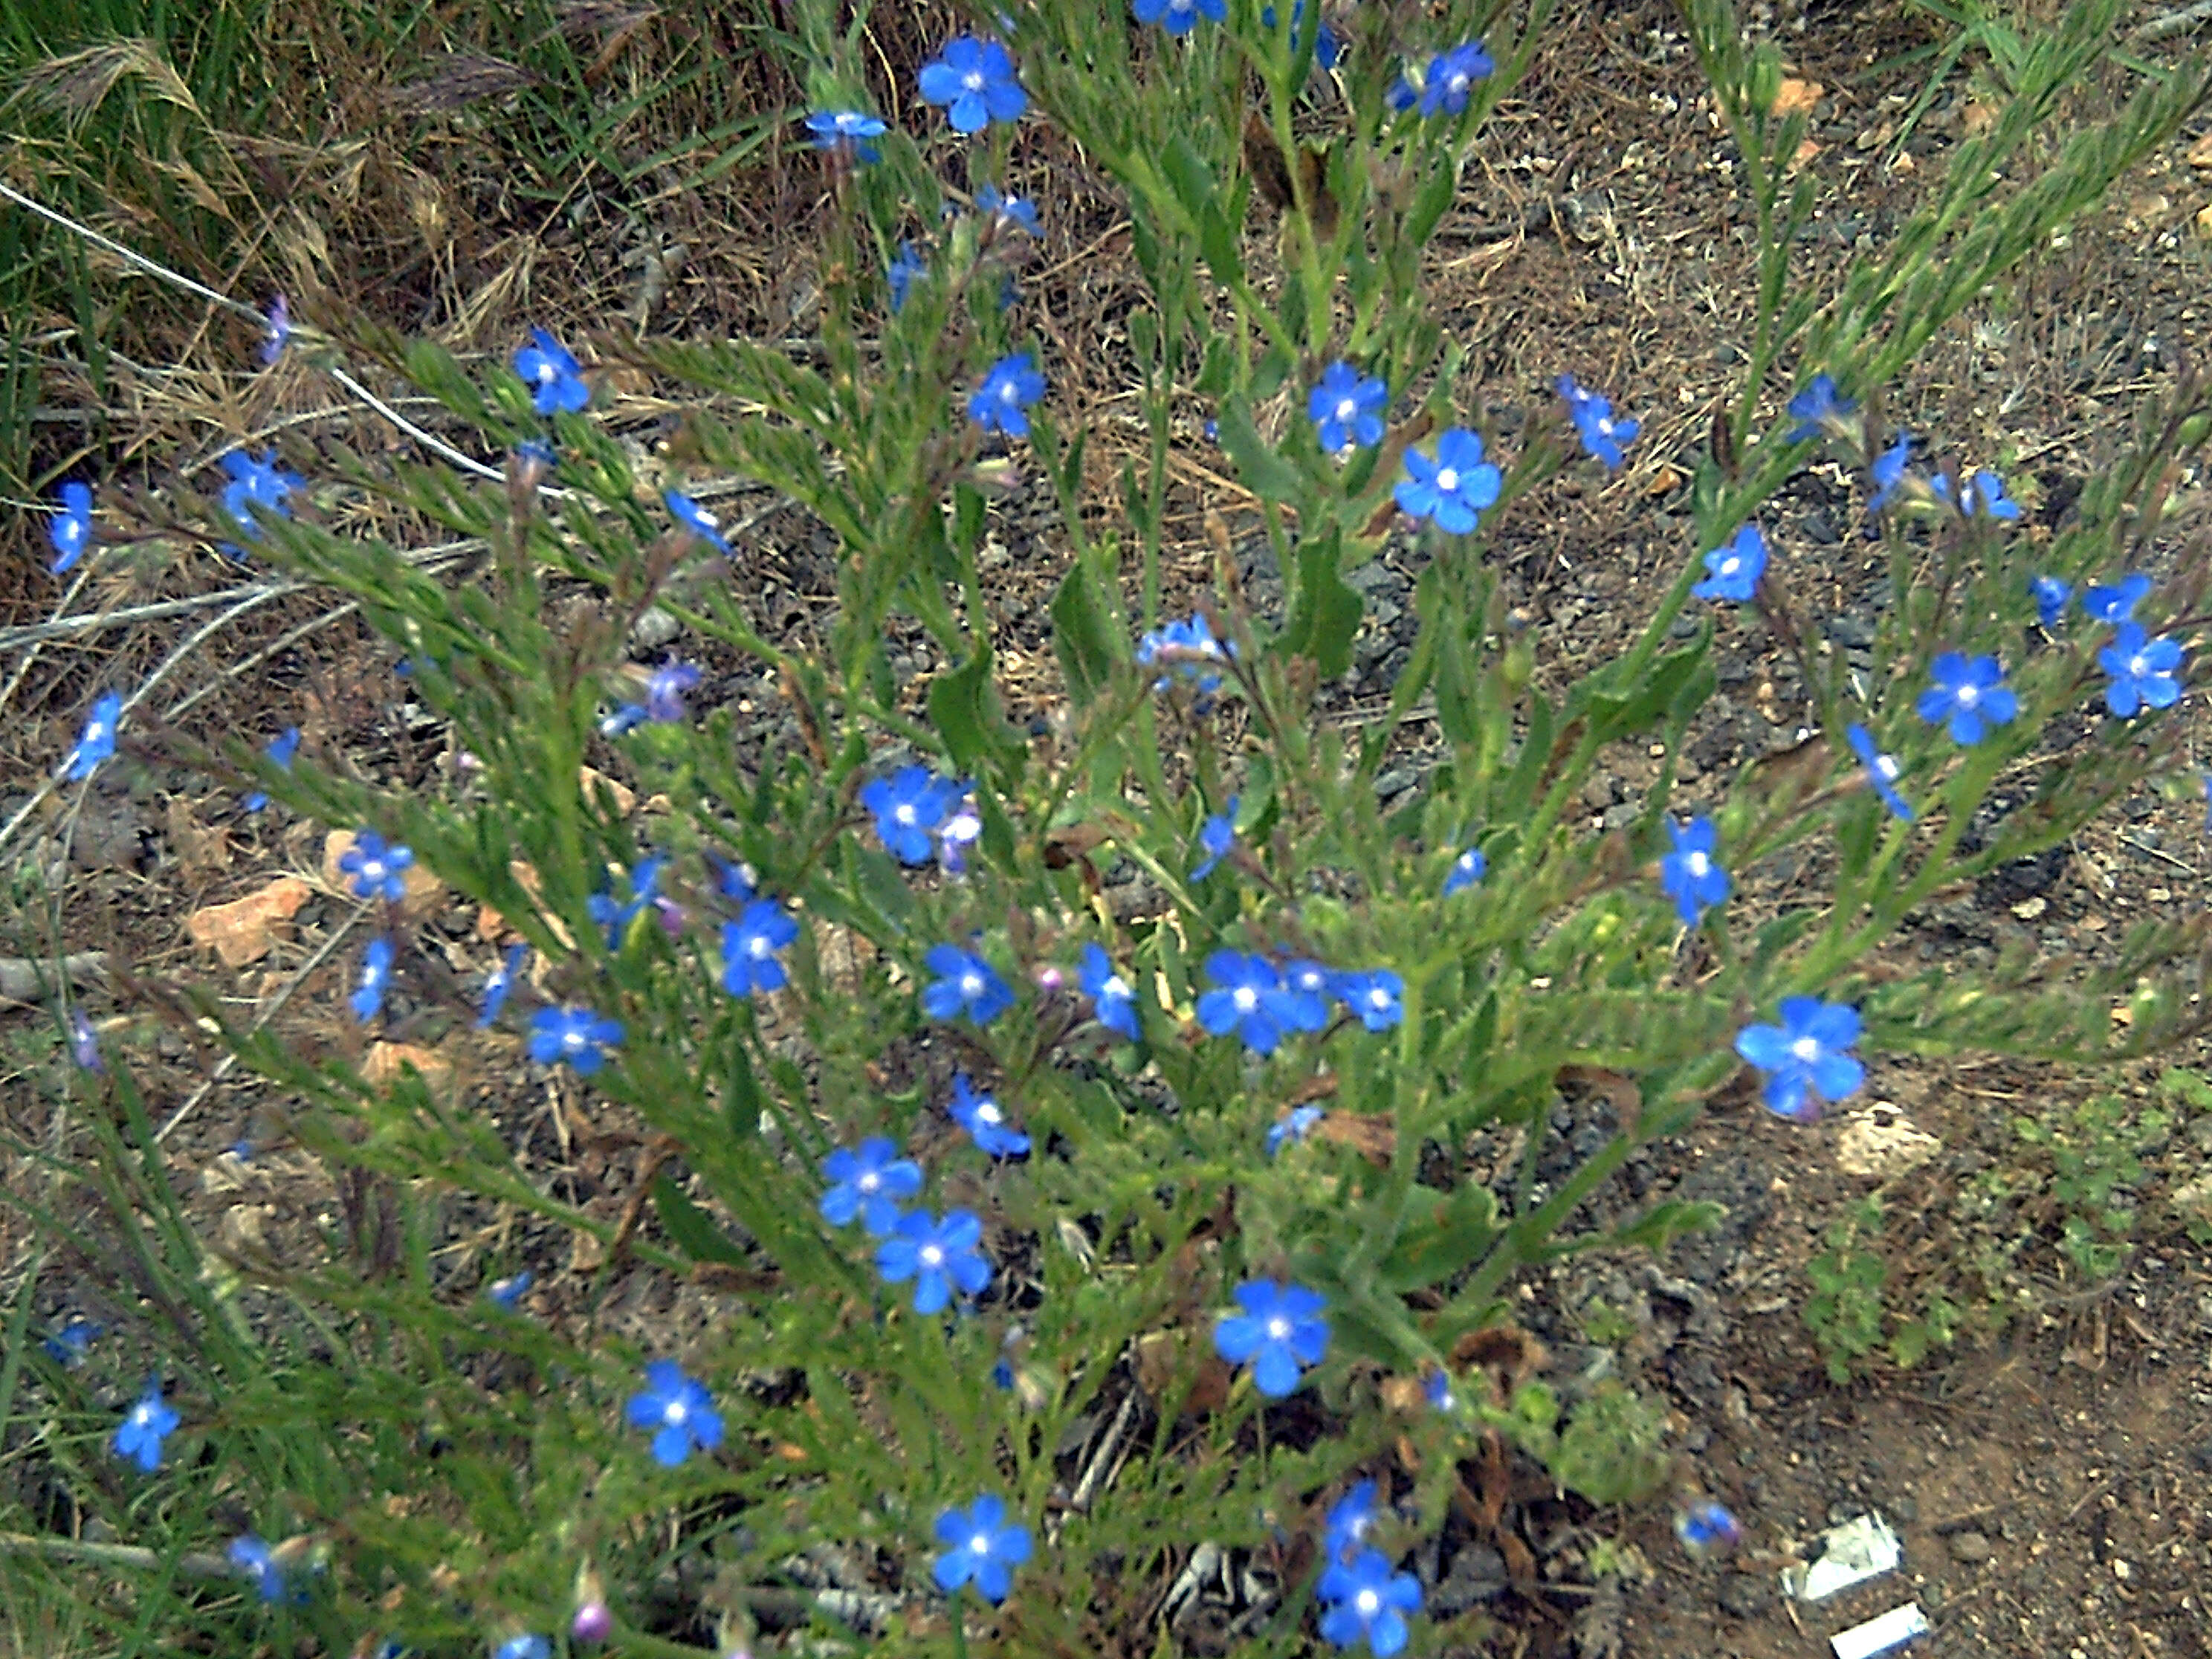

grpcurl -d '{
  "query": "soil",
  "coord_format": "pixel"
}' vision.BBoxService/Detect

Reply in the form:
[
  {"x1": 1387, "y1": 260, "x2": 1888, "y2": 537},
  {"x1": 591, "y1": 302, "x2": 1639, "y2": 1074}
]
[{"x1": 4, "y1": 2, "x2": 2212, "y2": 1656}]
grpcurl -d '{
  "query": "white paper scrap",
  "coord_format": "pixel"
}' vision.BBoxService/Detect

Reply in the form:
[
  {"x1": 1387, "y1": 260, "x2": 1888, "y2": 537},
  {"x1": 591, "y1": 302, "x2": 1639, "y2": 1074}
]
[
  {"x1": 1782, "y1": 1513, "x2": 1903, "y2": 1600},
  {"x1": 1831, "y1": 1603, "x2": 1930, "y2": 1659}
]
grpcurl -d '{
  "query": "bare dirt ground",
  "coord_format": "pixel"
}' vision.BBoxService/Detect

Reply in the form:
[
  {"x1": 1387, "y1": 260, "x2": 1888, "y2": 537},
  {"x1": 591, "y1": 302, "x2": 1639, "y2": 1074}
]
[{"x1": 4, "y1": 1, "x2": 2212, "y2": 1655}]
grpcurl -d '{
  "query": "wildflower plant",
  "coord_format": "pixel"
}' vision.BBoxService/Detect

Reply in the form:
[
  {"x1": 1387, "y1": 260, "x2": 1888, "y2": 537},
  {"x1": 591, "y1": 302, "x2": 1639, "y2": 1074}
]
[{"x1": 26, "y1": 1, "x2": 2212, "y2": 1657}]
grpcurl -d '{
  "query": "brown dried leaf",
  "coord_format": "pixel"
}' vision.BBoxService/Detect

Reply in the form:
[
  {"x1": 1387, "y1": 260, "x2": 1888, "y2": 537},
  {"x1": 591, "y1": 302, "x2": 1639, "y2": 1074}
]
[
  {"x1": 1771, "y1": 77, "x2": 1822, "y2": 117},
  {"x1": 187, "y1": 876, "x2": 311, "y2": 966},
  {"x1": 1313, "y1": 1110, "x2": 1394, "y2": 1165}
]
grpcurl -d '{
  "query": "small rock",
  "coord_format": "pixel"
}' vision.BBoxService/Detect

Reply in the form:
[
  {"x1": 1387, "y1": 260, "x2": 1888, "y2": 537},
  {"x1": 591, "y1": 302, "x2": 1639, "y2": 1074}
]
[
  {"x1": 1717, "y1": 1573, "x2": 1772, "y2": 1617},
  {"x1": 1800, "y1": 510, "x2": 1840, "y2": 546},
  {"x1": 1889, "y1": 1493, "x2": 1919, "y2": 1523},
  {"x1": 1582, "y1": 774, "x2": 1618, "y2": 810},
  {"x1": 1430, "y1": 1543, "x2": 1507, "y2": 1614},
  {"x1": 2188, "y1": 1439, "x2": 2212, "y2": 1473},
  {"x1": 1947, "y1": 1530, "x2": 1993, "y2": 1564},
  {"x1": 1825, "y1": 613, "x2": 1875, "y2": 650},
  {"x1": 629, "y1": 607, "x2": 681, "y2": 652}
]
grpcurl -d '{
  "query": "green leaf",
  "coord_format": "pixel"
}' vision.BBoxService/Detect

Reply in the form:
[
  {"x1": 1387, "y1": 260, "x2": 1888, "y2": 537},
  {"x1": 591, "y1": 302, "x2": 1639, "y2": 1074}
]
[
  {"x1": 1406, "y1": 154, "x2": 1461, "y2": 247},
  {"x1": 1051, "y1": 546, "x2": 1126, "y2": 709},
  {"x1": 1605, "y1": 1198, "x2": 1724, "y2": 1257},
  {"x1": 1215, "y1": 401, "x2": 1303, "y2": 502},
  {"x1": 722, "y1": 1041, "x2": 766, "y2": 1142},
  {"x1": 929, "y1": 644, "x2": 1027, "y2": 782},
  {"x1": 1161, "y1": 135, "x2": 1217, "y2": 221},
  {"x1": 1377, "y1": 1183, "x2": 1501, "y2": 1294},
  {"x1": 1576, "y1": 640, "x2": 1713, "y2": 743},
  {"x1": 652, "y1": 1175, "x2": 748, "y2": 1267},
  {"x1": 1279, "y1": 537, "x2": 1362, "y2": 679}
]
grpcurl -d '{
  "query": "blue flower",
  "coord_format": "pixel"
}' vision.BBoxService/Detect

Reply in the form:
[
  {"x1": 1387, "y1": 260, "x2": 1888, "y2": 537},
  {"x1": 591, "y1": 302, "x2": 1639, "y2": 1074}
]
[
  {"x1": 113, "y1": 1377, "x2": 178, "y2": 1471},
  {"x1": 887, "y1": 241, "x2": 927, "y2": 312},
  {"x1": 950, "y1": 1073, "x2": 1029, "y2": 1158},
  {"x1": 1845, "y1": 724, "x2": 1914, "y2": 821},
  {"x1": 1131, "y1": 0, "x2": 1225, "y2": 33},
  {"x1": 975, "y1": 185, "x2": 1041, "y2": 236},
  {"x1": 486, "y1": 1269, "x2": 534, "y2": 1309},
  {"x1": 1309, "y1": 362, "x2": 1388, "y2": 453},
  {"x1": 528, "y1": 1005, "x2": 624, "y2": 1074},
  {"x1": 67, "y1": 1007, "x2": 103, "y2": 1073},
  {"x1": 1692, "y1": 524, "x2": 1766, "y2": 602},
  {"x1": 351, "y1": 937, "x2": 393, "y2": 1023},
  {"x1": 1325, "y1": 1481, "x2": 1377, "y2": 1561},
  {"x1": 1136, "y1": 614, "x2": 1231, "y2": 693},
  {"x1": 1213, "y1": 1278, "x2": 1329, "y2": 1396},
  {"x1": 1866, "y1": 431, "x2": 1914, "y2": 511},
  {"x1": 1660, "y1": 816, "x2": 1730, "y2": 927},
  {"x1": 821, "y1": 1137, "x2": 923, "y2": 1234},
  {"x1": 220, "y1": 448, "x2": 303, "y2": 541},
  {"x1": 2081, "y1": 572, "x2": 2152, "y2": 624},
  {"x1": 1961, "y1": 468, "x2": 2020, "y2": 520},
  {"x1": 1416, "y1": 41, "x2": 1493, "y2": 117},
  {"x1": 1395, "y1": 429, "x2": 1501, "y2": 534},
  {"x1": 712, "y1": 856, "x2": 758, "y2": 901},
  {"x1": 722, "y1": 899, "x2": 797, "y2": 997},
  {"x1": 260, "y1": 291, "x2": 291, "y2": 366},
  {"x1": 478, "y1": 943, "x2": 527, "y2": 1027},
  {"x1": 1675, "y1": 1499, "x2": 1743, "y2": 1557},
  {"x1": 1424, "y1": 1370, "x2": 1455, "y2": 1411},
  {"x1": 919, "y1": 36, "x2": 1026, "y2": 132},
  {"x1": 588, "y1": 856, "x2": 664, "y2": 947},
  {"x1": 1915, "y1": 651, "x2": 2017, "y2": 745},
  {"x1": 1283, "y1": 960, "x2": 1335, "y2": 1024},
  {"x1": 1443, "y1": 847, "x2": 1486, "y2": 896},
  {"x1": 1077, "y1": 943, "x2": 1140, "y2": 1039},
  {"x1": 48, "y1": 481, "x2": 92, "y2": 574},
  {"x1": 1334, "y1": 969, "x2": 1405, "y2": 1032},
  {"x1": 625, "y1": 1359, "x2": 724, "y2": 1466},
  {"x1": 1733, "y1": 996, "x2": 1864, "y2": 1122},
  {"x1": 1557, "y1": 376, "x2": 1638, "y2": 470},
  {"x1": 494, "y1": 1639, "x2": 551, "y2": 1659},
  {"x1": 1261, "y1": 1, "x2": 1339, "y2": 68},
  {"x1": 1785, "y1": 372, "x2": 1857, "y2": 443},
  {"x1": 1316, "y1": 1546, "x2": 1423, "y2": 1657},
  {"x1": 62, "y1": 691, "x2": 122, "y2": 781},
  {"x1": 514, "y1": 328, "x2": 589, "y2": 415},
  {"x1": 933, "y1": 1494, "x2": 1032, "y2": 1603},
  {"x1": 42, "y1": 1317, "x2": 100, "y2": 1365},
  {"x1": 877, "y1": 1208, "x2": 992, "y2": 1313},
  {"x1": 1192, "y1": 795, "x2": 1239, "y2": 879},
  {"x1": 2031, "y1": 575, "x2": 2071, "y2": 627},
  {"x1": 664, "y1": 489, "x2": 731, "y2": 552},
  {"x1": 1196, "y1": 951, "x2": 1324, "y2": 1055},
  {"x1": 938, "y1": 795, "x2": 983, "y2": 875},
  {"x1": 243, "y1": 725, "x2": 300, "y2": 812},
  {"x1": 638, "y1": 659, "x2": 699, "y2": 724},
  {"x1": 339, "y1": 830, "x2": 413, "y2": 902},
  {"x1": 922, "y1": 944, "x2": 1015, "y2": 1025},
  {"x1": 230, "y1": 1534, "x2": 307, "y2": 1604},
  {"x1": 861, "y1": 765, "x2": 966, "y2": 864},
  {"x1": 2098, "y1": 621, "x2": 2184, "y2": 717},
  {"x1": 805, "y1": 109, "x2": 887, "y2": 161},
  {"x1": 968, "y1": 352, "x2": 1046, "y2": 438},
  {"x1": 1267, "y1": 1105, "x2": 1324, "y2": 1155}
]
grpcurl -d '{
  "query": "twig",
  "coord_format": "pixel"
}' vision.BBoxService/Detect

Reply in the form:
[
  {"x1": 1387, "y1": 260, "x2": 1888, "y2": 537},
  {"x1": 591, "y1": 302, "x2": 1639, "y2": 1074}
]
[
  {"x1": 0, "y1": 1530, "x2": 232, "y2": 1580},
  {"x1": 0, "y1": 182, "x2": 263, "y2": 324},
  {"x1": 0, "y1": 566, "x2": 94, "y2": 717},
  {"x1": 0, "y1": 952, "x2": 107, "y2": 1003},
  {"x1": 2132, "y1": 0, "x2": 2212, "y2": 39}
]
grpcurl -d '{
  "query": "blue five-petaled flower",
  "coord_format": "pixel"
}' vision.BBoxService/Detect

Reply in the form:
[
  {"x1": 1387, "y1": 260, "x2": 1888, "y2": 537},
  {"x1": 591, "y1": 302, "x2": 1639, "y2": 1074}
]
[
  {"x1": 243, "y1": 725, "x2": 300, "y2": 812},
  {"x1": 949, "y1": 1073, "x2": 1029, "y2": 1158},
  {"x1": 1309, "y1": 361, "x2": 1387, "y2": 454},
  {"x1": 1333, "y1": 969, "x2": 1405, "y2": 1032},
  {"x1": 975, "y1": 184, "x2": 1041, "y2": 236},
  {"x1": 1417, "y1": 41, "x2": 1493, "y2": 117},
  {"x1": 1557, "y1": 375, "x2": 1638, "y2": 470},
  {"x1": 1675, "y1": 1499, "x2": 1744, "y2": 1557},
  {"x1": 722, "y1": 899, "x2": 798, "y2": 997},
  {"x1": 229, "y1": 1535, "x2": 306, "y2": 1605},
  {"x1": 1267, "y1": 1105, "x2": 1325, "y2": 1155},
  {"x1": 861, "y1": 764, "x2": 966, "y2": 864},
  {"x1": 339, "y1": 830, "x2": 413, "y2": 902},
  {"x1": 63, "y1": 691, "x2": 123, "y2": 781},
  {"x1": 1213, "y1": 1278, "x2": 1330, "y2": 1397},
  {"x1": 49, "y1": 481, "x2": 93, "y2": 573},
  {"x1": 2031, "y1": 575, "x2": 2071, "y2": 627},
  {"x1": 1443, "y1": 846, "x2": 1486, "y2": 896},
  {"x1": 664, "y1": 490, "x2": 731, "y2": 552},
  {"x1": 1733, "y1": 997, "x2": 1865, "y2": 1122},
  {"x1": 2099, "y1": 621, "x2": 2184, "y2": 717},
  {"x1": 1786, "y1": 373, "x2": 1857, "y2": 443},
  {"x1": 1196, "y1": 951, "x2": 1324, "y2": 1055},
  {"x1": 877, "y1": 1208, "x2": 992, "y2": 1312},
  {"x1": 351, "y1": 937, "x2": 393, "y2": 1023},
  {"x1": 528, "y1": 1005, "x2": 624, "y2": 1074},
  {"x1": 478, "y1": 943, "x2": 528, "y2": 1027},
  {"x1": 921, "y1": 943, "x2": 1015, "y2": 1025},
  {"x1": 805, "y1": 109, "x2": 887, "y2": 161},
  {"x1": 1137, "y1": 614, "x2": 1230, "y2": 693},
  {"x1": 514, "y1": 328, "x2": 589, "y2": 415},
  {"x1": 220, "y1": 448, "x2": 303, "y2": 543},
  {"x1": 1396, "y1": 429, "x2": 1501, "y2": 534},
  {"x1": 933, "y1": 1494, "x2": 1032, "y2": 1603},
  {"x1": 1960, "y1": 468, "x2": 2021, "y2": 520},
  {"x1": 887, "y1": 241, "x2": 927, "y2": 313},
  {"x1": 821, "y1": 1137, "x2": 923, "y2": 1235},
  {"x1": 1866, "y1": 431, "x2": 1915, "y2": 512},
  {"x1": 626, "y1": 1359, "x2": 724, "y2": 1466},
  {"x1": 918, "y1": 36, "x2": 1026, "y2": 133},
  {"x1": 1915, "y1": 651, "x2": 2016, "y2": 745},
  {"x1": 1077, "y1": 943, "x2": 1140, "y2": 1040},
  {"x1": 968, "y1": 352, "x2": 1046, "y2": 438},
  {"x1": 1317, "y1": 1546, "x2": 1424, "y2": 1657},
  {"x1": 113, "y1": 1377, "x2": 178, "y2": 1471},
  {"x1": 1131, "y1": 0, "x2": 1226, "y2": 33},
  {"x1": 2081, "y1": 572, "x2": 2151, "y2": 624},
  {"x1": 1846, "y1": 724, "x2": 1914, "y2": 821},
  {"x1": 1192, "y1": 794, "x2": 1239, "y2": 879},
  {"x1": 1692, "y1": 524, "x2": 1766, "y2": 603},
  {"x1": 1660, "y1": 816, "x2": 1730, "y2": 927}
]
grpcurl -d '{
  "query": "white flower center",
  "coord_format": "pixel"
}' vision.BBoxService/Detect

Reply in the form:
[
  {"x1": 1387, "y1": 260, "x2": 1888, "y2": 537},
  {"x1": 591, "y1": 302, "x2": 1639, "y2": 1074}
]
[
  {"x1": 977, "y1": 1102, "x2": 1001, "y2": 1125},
  {"x1": 1435, "y1": 467, "x2": 1460, "y2": 493},
  {"x1": 563, "y1": 1029, "x2": 586, "y2": 1052},
  {"x1": 1875, "y1": 755, "x2": 1900, "y2": 782},
  {"x1": 748, "y1": 935, "x2": 772, "y2": 959},
  {"x1": 1357, "y1": 1589, "x2": 1381, "y2": 1615},
  {"x1": 1335, "y1": 397, "x2": 1357, "y2": 422},
  {"x1": 961, "y1": 973, "x2": 983, "y2": 997},
  {"x1": 1597, "y1": 416, "x2": 1614, "y2": 435},
  {"x1": 1232, "y1": 986, "x2": 1258, "y2": 1013},
  {"x1": 1790, "y1": 1036, "x2": 1821, "y2": 1064},
  {"x1": 858, "y1": 1171, "x2": 879, "y2": 1192},
  {"x1": 666, "y1": 1399, "x2": 688, "y2": 1424},
  {"x1": 970, "y1": 1533, "x2": 992, "y2": 1554},
  {"x1": 893, "y1": 803, "x2": 917, "y2": 825},
  {"x1": 2129, "y1": 654, "x2": 2150, "y2": 676},
  {"x1": 1718, "y1": 557, "x2": 1740, "y2": 577},
  {"x1": 1266, "y1": 1316, "x2": 1291, "y2": 1340},
  {"x1": 1103, "y1": 974, "x2": 1130, "y2": 998},
  {"x1": 1685, "y1": 852, "x2": 1710, "y2": 879},
  {"x1": 1448, "y1": 71, "x2": 1470, "y2": 94},
  {"x1": 1000, "y1": 382, "x2": 1020, "y2": 403},
  {"x1": 1368, "y1": 989, "x2": 1391, "y2": 1009},
  {"x1": 920, "y1": 1244, "x2": 945, "y2": 1267},
  {"x1": 964, "y1": 70, "x2": 985, "y2": 91},
  {"x1": 1956, "y1": 684, "x2": 1979, "y2": 707}
]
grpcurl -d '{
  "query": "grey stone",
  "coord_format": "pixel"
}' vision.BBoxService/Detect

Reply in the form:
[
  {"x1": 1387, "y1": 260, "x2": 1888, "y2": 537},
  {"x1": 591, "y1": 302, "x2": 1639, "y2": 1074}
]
[
  {"x1": 1825, "y1": 613, "x2": 1875, "y2": 650},
  {"x1": 1717, "y1": 1573, "x2": 1772, "y2": 1617},
  {"x1": 630, "y1": 606, "x2": 681, "y2": 652},
  {"x1": 1376, "y1": 767, "x2": 1418, "y2": 799},
  {"x1": 1430, "y1": 1544, "x2": 1507, "y2": 1615},
  {"x1": 1947, "y1": 1530, "x2": 1993, "y2": 1564}
]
